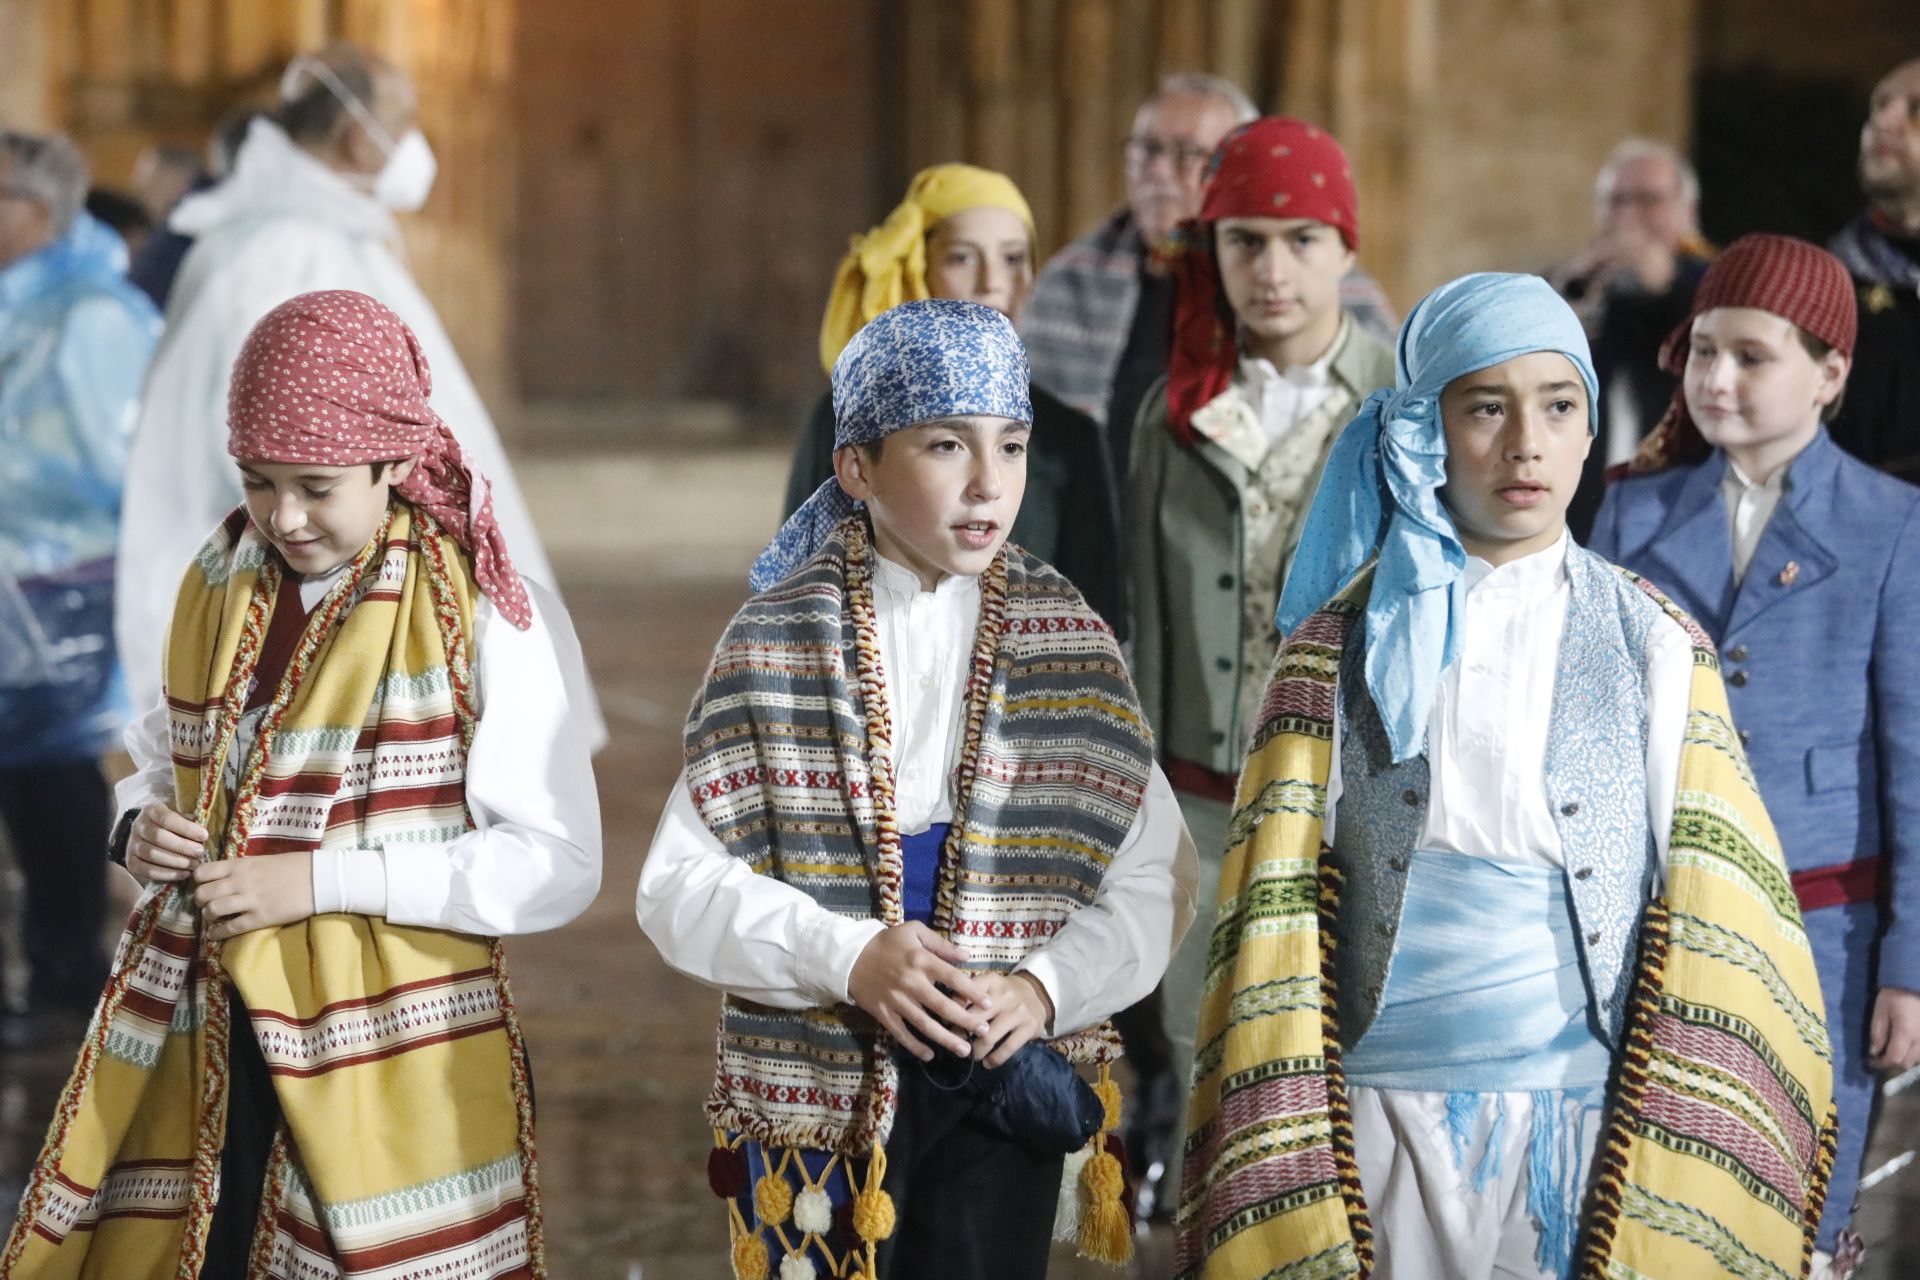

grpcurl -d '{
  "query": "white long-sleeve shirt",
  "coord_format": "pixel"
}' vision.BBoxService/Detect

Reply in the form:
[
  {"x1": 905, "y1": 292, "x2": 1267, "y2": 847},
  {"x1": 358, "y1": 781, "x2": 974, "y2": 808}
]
[
  {"x1": 1326, "y1": 532, "x2": 1695, "y2": 870},
  {"x1": 118, "y1": 571, "x2": 602, "y2": 936},
  {"x1": 636, "y1": 552, "x2": 1198, "y2": 1037}
]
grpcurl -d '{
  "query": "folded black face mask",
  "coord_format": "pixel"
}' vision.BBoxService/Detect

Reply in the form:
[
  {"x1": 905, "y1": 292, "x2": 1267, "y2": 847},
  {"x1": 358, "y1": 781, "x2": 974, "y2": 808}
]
[{"x1": 915, "y1": 1039, "x2": 1105, "y2": 1156}]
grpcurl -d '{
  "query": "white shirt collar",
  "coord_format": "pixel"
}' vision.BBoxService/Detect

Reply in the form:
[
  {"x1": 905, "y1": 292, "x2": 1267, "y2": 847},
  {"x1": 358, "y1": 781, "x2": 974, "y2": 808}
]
[
  {"x1": 1462, "y1": 529, "x2": 1571, "y2": 594},
  {"x1": 1237, "y1": 324, "x2": 1343, "y2": 399},
  {"x1": 1722, "y1": 456, "x2": 1792, "y2": 496},
  {"x1": 871, "y1": 549, "x2": 980, "y2": 601}
]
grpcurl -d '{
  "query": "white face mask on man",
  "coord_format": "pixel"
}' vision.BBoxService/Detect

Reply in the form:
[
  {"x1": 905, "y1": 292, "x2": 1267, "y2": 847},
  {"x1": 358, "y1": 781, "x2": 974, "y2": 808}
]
[{"x1": 280, "y1": 55, "x2": 439, "y2": 212}]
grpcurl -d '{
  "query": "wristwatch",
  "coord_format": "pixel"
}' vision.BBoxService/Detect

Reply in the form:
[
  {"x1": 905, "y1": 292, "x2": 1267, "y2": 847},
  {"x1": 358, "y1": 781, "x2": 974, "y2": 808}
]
[{"x1": 107, "y1": 807, "x2": 139, "y2": 867}]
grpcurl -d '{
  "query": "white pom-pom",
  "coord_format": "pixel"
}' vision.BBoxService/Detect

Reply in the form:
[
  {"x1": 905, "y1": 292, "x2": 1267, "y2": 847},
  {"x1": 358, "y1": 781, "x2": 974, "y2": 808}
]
[
  {"x1": 778, "y1": 1252, "x2": 818, "y2": 1280},
  {"x1": 1053, "y1": 1144, "x2": 1095, "y2": 1241},
  {"x1": 793, "y1": 1187, "x2": 833, "y2": 1236}
]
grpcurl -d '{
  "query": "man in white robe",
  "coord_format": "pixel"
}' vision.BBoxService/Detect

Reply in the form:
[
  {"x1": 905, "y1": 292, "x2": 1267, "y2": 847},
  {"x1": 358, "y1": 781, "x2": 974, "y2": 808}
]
[{"x1": 114, "y1": 43, "x2": 597, "y2": 742}]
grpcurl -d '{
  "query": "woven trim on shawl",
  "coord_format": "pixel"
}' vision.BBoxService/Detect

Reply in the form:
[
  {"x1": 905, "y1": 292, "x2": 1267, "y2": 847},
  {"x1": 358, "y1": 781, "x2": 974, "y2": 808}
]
[
  {"x1": 1174, "y1": 583, "x2": 1369, "y2": 1280},
  {"x1": 1175, "y1": 565, "x2": 1835, "y2": 1280},
  {"x1": 1571, "y1": 570, "x2": 1837, "y2": 1277},
  {"x1": 687, "y1": 516, "x2": 1149, "y2": 1154},
  {"x1": 4, "y1": 506, "x2": 546, "y2": 1280}
]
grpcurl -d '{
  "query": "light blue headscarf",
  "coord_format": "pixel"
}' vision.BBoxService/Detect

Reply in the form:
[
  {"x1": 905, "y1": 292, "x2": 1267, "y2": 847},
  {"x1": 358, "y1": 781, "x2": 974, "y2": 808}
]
[
  {"x1": 749, "y1": 298, "x2": 1033, "y2": 591},
  {"x1": 1273, "y1": 272, "x2": 1597, "y2": 762}
]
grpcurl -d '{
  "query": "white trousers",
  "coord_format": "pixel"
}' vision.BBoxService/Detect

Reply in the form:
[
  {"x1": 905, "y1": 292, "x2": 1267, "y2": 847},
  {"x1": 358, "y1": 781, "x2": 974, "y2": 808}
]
[{"x1": 1351, "y1": 1086, "x2": 1601, "y2": 1280}]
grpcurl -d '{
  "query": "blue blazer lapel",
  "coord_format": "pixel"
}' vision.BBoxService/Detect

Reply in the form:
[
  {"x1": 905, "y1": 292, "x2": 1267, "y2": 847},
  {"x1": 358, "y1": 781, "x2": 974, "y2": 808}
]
[
  {"x1": 1642, "y1": 454, "x2": 1737, "y2": 634},
  {"x1": 1726, "y1": 434, "x2": 1841, "y2": 637}
]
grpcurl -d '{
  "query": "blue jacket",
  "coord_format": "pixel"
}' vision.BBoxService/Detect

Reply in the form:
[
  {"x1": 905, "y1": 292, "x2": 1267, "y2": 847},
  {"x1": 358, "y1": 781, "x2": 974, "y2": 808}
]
[
  {"x1": 1590, "y1": 429, "x2": 1920, "y2": 990},
  {"x1": 0, "y1": 214, "x2": 160, "y2": 765}
]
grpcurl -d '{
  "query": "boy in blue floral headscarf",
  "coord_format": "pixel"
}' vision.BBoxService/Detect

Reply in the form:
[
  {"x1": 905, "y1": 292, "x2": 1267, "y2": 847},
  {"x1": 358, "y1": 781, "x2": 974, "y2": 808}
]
[{"x1": 640, "y1": 299, "x2": 1195, "y2": 1280}]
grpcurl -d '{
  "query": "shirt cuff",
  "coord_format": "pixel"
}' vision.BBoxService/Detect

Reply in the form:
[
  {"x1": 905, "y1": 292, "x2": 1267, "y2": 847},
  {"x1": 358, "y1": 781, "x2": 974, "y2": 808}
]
[
  {"x1": 798, "y1": 914, "x2": 887, "y2": 1006},
  {"x1": 311, "y1": 847, "x2": 391, "y2": 917},
  {"x1": 1015, "y1": 952, "x2": 1065, "y2": 1037}
]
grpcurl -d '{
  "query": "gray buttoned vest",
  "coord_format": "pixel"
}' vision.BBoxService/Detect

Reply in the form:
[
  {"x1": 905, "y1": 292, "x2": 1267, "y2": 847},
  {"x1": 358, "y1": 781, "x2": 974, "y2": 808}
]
[{"x1": 1328, "y1": 546, "x2": 1671, "y2": 1051}]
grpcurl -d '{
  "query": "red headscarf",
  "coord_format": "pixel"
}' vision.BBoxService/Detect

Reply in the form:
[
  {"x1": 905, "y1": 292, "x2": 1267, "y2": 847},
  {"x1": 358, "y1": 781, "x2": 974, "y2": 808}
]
[
  {"x1": 226, "y1": 290, "x2": 533, "y2": 629},
  {"x1": 1165, "y1": 116, "x2": 1360, "y2": 442},
  {"x1": 1626, "y1": 233, "x2": 1857, "y2": 475}
]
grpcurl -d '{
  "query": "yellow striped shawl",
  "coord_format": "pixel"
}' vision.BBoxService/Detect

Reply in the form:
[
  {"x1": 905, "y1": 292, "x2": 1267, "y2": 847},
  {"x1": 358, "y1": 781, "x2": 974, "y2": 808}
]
[
  {"x1": 4, "y1": 505, "x2": 545, "y2": 1280},
  {"x1": 1175, "y1": 568, "x2": 1837, "y2": 1280}
]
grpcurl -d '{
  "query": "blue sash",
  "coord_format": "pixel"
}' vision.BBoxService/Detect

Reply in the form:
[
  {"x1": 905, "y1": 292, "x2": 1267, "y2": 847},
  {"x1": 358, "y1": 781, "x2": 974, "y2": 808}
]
[{"x1": 901, "y1": 823, "x2": 950, "y2": 925}]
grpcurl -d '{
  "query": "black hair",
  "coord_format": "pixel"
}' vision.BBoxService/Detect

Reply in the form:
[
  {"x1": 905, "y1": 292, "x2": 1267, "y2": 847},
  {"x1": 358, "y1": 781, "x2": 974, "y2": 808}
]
[{"x1": 84, "y1": 188, "x2": 152, "y2": 239}]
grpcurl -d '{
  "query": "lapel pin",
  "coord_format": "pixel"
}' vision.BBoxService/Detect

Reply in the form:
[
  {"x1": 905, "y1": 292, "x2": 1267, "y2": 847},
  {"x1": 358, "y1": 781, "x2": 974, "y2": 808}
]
[{"x1": 1778, "y1": 561, "x2": 1800, "y2": 587}]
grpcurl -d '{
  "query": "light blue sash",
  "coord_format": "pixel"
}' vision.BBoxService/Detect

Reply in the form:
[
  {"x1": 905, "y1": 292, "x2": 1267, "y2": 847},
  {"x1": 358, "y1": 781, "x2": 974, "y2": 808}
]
[
  {"x1": 1343, "y1": 849, "x2": 1611, "y2": 1091},
  {"x1": 1344, "y1": 849, "x2": 1612, "y2": 1280}
]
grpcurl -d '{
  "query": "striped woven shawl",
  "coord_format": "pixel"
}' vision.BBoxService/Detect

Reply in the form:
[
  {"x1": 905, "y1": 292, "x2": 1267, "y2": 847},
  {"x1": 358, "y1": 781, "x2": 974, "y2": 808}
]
[
  {"x1": 684, "y1": 515, "x2": 1154, "y2": 1155},
  {"x1": 5, "y1": 505, "x2": 545, "y2": 1280},
  {"x1": 1175, "y1": 567, "x2": 1837, "y2": 1280}
]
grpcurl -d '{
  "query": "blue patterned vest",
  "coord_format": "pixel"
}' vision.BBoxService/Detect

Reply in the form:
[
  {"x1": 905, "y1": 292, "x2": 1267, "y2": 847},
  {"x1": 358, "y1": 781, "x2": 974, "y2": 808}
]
[{"x1": 1329, "y1": 545, "x2": 1670, "y2": 1050}]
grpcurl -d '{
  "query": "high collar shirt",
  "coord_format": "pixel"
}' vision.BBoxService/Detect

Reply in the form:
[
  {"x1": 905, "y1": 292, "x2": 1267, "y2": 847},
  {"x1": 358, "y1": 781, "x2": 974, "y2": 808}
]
[
  {"x1": 869, "y1": 551, "x2": 981, "y2": 832},
  {"x1": 1326, "y1": 532, "x2": 1693, "y2": 872},
  {"x1": 1721, "y1": 456, "x2": 1791, "y2": 585},
  {"x1": 1237, "y1": 321, "x2": 1345, "y2": 447}
]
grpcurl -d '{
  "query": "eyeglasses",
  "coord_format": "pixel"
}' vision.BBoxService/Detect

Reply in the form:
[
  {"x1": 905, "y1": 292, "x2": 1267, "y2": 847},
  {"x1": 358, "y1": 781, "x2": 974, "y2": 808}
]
[{"x1": 1124, "y1": 136, "x2": 1213, "y2": 171}]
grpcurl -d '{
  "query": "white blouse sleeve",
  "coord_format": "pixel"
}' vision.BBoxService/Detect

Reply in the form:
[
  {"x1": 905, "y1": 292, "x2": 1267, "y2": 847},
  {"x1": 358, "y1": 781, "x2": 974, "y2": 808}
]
[
  {"x1": 1644, "y1": 614, "x2": 1695, "y2": 880},
  {"x1": 1016, "y1": 762, "x2": 1198, "y2": 1036},
  {"x1": 312, "y1": 578, "x2": 603, "y2": 935},
  {"x1": 116, "y1": 692, "x2": 179, "y2": 817},
  {"x1": 634, "y1": 769, "x2": 887, "y2": 1009}
]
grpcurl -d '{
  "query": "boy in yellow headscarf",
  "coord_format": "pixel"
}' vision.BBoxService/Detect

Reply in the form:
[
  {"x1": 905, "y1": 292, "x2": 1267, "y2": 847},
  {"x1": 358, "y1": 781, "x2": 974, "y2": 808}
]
[{"x1": 782, "y1": 164, "x2": 1127, "y2": 638}]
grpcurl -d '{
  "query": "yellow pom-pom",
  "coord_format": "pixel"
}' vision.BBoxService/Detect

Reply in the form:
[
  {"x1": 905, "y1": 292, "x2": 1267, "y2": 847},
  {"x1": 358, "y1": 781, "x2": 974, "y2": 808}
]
[
  {"x1": 731, "y1": 1231, "x2": 771, "y2": 1280},
  {"x1": 852, "y1": 1188, "x2": 896, "y2": 1242},
  {"x1": 1077, "y1": 1195, "x2": 1133, "y2": 1263},
  {"x1": 1081, "y1": 1150, "x2": 1125, "y2": 1200},
  {"x1": 1094, "y1": 1078, "x2": 1123, "y2": 1132},
  {"x1": 753, "y1": 1173, "x2": 794, "y2": 1225}
]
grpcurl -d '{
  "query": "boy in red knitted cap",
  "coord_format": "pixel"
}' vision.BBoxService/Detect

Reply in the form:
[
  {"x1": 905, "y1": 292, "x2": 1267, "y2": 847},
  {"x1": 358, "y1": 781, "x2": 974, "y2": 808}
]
[
  {"x1": 1125, "y1": 116, "x2": 1395, "y2": 1157},
  {"x1": 5, "y1": 290, "x2": 600, "y2": 1279},
  {"x1": 1593, "y1": 234, "x2": 1920, "y2": 1278}
]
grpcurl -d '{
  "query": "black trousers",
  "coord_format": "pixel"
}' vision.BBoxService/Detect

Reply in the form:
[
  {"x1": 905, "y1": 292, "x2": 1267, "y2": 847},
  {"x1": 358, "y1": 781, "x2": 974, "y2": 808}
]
[
  {"x1": 0, "y1": 759, "x2": 110, "y2": 1013},
  {"x1": 199, "y1": 997, "x2": 536, "y2": 1276},
  {"x1": 202, "y1": 998, "x2": 282, "y2": 1278},
  {"x1": 875, "y1": 1055, "x2": 1066, "y2": 1280}
]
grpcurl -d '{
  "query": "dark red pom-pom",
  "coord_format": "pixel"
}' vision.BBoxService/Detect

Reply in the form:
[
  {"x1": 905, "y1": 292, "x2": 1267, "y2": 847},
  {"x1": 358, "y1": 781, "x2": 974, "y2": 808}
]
[
  {"x1": 707, "y1": 1146, "x2": 750, "y2": 1199},
  {"x1": 829, "y1": 1198, "x2": 858, "y2": 1252}
]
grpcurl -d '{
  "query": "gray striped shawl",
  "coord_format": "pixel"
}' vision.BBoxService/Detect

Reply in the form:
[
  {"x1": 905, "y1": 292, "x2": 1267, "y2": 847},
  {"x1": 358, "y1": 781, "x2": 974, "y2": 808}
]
[{"x1": 683, "y1": 516, "x2": 1154, "y2": 1153}]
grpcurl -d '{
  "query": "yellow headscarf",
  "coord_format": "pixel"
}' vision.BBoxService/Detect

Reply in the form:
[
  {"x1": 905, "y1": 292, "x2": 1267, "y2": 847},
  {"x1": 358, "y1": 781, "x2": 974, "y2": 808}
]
[{"x1": 818, "y1": 163, "x2": 1036, "y2": 371}]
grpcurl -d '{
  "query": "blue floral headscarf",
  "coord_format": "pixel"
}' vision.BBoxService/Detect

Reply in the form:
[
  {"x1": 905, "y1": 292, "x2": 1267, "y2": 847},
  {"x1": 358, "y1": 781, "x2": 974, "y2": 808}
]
[
  {"x1": 1273, "y1": 272, "x2": 1598, "y2": 762},
  {"x1": 750, "y1": 298, "x2": 1033, "y2": 592}
]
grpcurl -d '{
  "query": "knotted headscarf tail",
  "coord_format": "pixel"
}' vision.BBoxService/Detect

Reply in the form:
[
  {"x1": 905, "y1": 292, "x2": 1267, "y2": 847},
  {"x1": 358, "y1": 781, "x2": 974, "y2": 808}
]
[
  {"x1": 1165, "y1": 116, "x2": 1360, "y2": 442},
  {"x1": 752, "y1": 299, "x2": 1033, "y2": 593},
  {"x1": 818, "y1": 164, "x2": 1035, "y2": 372},
  {"x1": 1274, "y1": 272, "x2": 1598, "y2": 762},
  {"x1": 226, "y1": 289, "x2": 532, "y2": 629},
  {"x1": 1627, "y1": 232, "x2": 1860, "y2": 475}
]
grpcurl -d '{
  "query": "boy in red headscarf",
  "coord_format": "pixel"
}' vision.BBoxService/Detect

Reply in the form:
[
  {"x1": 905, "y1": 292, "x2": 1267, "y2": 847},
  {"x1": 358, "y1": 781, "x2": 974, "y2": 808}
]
[
  {"x1": 1593, "y1": 234, "x2": 1920, "y2": 1278},
  {"x1": 1125, "y1": 116, "x2": 1396, "y2": 1143},
  {"x1": 6, "y1": 290, "x2": 600, "y2": 1279}
]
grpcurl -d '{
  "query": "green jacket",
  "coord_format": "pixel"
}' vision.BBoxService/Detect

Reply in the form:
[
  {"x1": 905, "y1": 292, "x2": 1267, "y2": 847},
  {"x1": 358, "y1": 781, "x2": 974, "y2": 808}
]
[{"x1": 1127, "y1": 319, "x2": 1394, "y2": 775}]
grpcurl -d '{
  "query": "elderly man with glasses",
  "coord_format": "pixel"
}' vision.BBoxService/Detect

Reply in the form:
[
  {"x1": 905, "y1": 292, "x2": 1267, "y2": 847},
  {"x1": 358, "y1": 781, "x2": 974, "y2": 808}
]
[{"x1": 1022, "y1": 73, "x2": 1397, "y2": 479}]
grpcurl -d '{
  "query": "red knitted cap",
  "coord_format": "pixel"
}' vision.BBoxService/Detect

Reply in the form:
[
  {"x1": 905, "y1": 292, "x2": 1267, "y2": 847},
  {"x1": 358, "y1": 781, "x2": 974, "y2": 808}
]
[
  {"x1": 1657, "y1": 233, "x2": 1856, "y2": 374},
  {"x1": 1629, "y1": 234, "x2": 1857, "y2": 475}
]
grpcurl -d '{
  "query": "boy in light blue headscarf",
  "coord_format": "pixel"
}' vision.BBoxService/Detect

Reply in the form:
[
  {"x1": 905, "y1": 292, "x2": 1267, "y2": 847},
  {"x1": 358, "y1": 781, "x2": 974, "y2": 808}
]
[
  {"x1": 642, "y1": 299, "x2": 1195, "y2": 1280},
  {"x1": 1177, "y1": 274, "x2": 1833, "y2": 1279}
]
